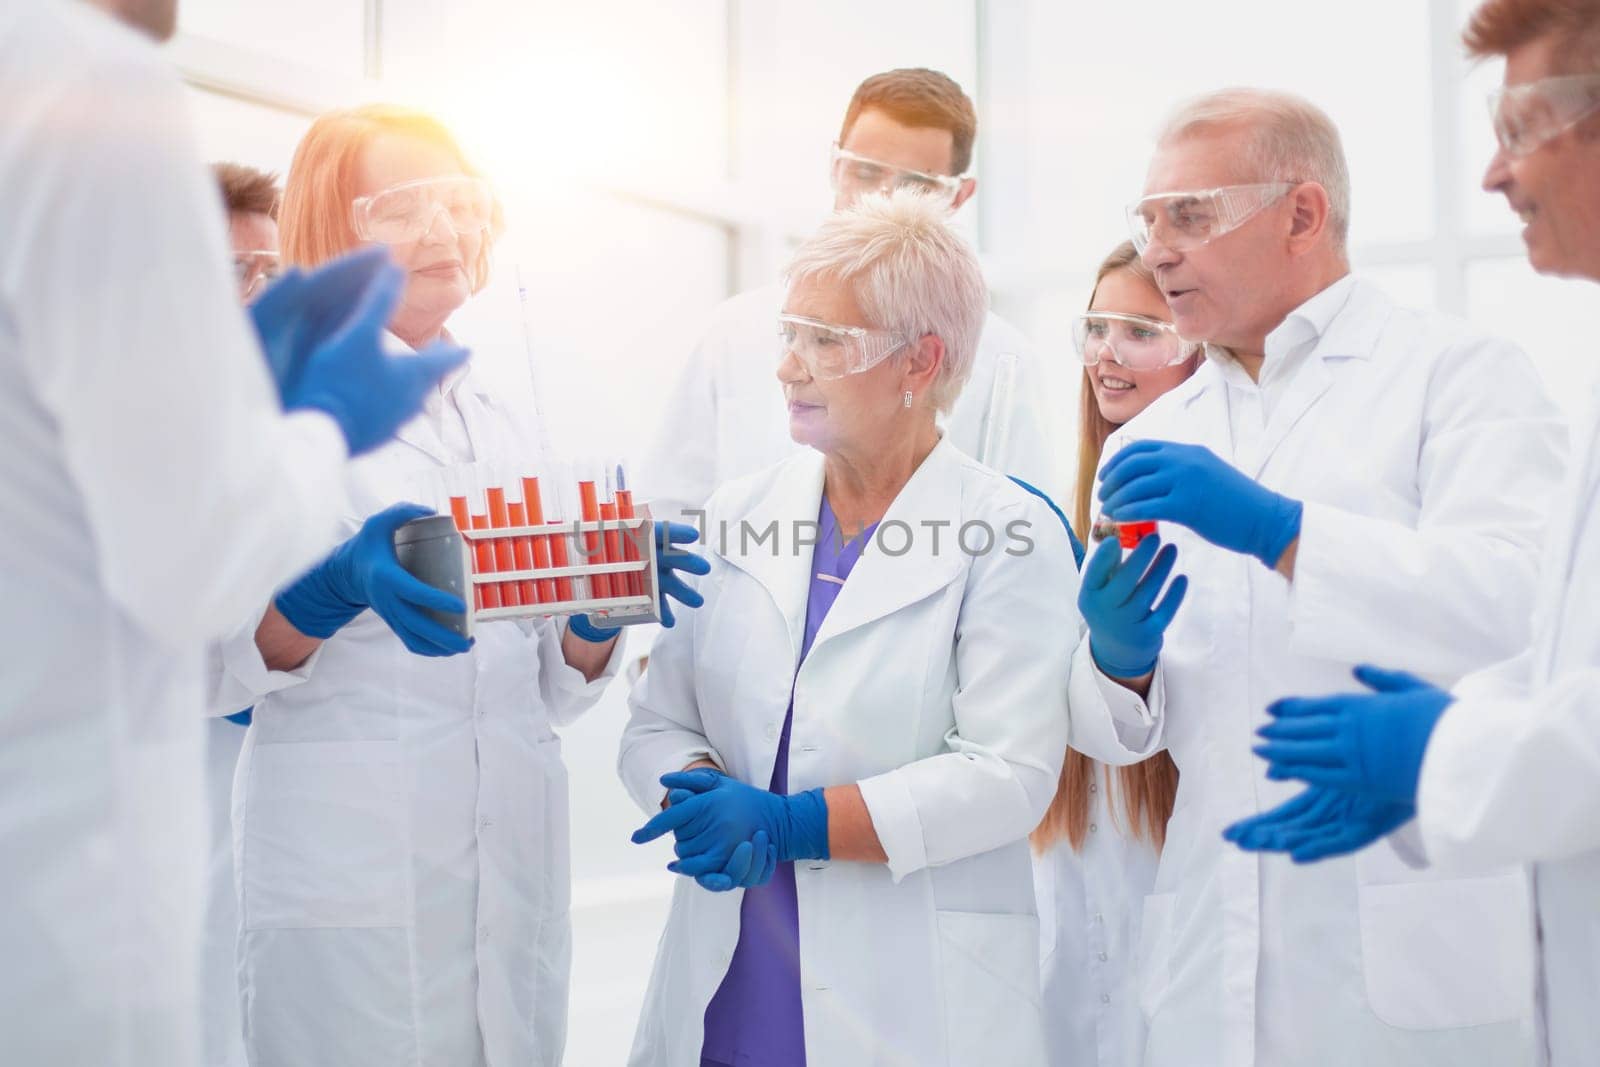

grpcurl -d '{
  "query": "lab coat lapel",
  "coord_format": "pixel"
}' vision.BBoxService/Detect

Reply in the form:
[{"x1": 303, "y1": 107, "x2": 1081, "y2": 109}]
[
  {"x1": 385, "y1": 329, "x2": 465, "y2": 466},
  {"x1": 394, "y1": 413, "x2": 454, "y2": 466},
  {"x1": 807, "y1": 437, "x2": 967, "y2": 654},
  {"x1": 1248, "y1": 283, "x2": 1384, "y2": 479},
  {"x1": 1168, "y1": 366, "x2": 1234, "y2": 463},
  {"x1": 716, "y1": 451, "x2": 826, "y2": 671}
]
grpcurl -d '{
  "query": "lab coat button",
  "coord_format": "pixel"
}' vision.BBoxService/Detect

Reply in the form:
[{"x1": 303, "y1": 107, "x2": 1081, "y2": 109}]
[
  {"x1": 1089, "y1": 823, "x2": 1098, "y2": 833},
  {"x1": 1098, "y1": 951, "x2": 1109, "y2": 962},
  {"x1": 1088, "y1": 782, "x2": 1098, "y2": 793},
  {"x1": 1101, "y1": 994, "x2": 1111, "y2": 1005}
]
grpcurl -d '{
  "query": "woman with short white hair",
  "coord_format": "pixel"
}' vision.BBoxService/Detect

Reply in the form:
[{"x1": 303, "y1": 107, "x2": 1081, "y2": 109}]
[{"x1": 620, "y1": 189, "x2": 1079, "y2": 1066}]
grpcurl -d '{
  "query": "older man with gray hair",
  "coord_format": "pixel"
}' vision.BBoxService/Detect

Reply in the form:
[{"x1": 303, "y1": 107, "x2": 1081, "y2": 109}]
[{"x1": 1065, "y1": 88, "x2": 1567, "y2": 1065}]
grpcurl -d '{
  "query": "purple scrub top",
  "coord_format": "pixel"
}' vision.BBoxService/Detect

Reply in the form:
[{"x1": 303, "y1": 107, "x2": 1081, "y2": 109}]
[{"x1": 699, "y1": 496, "x2": 878, "y2": 1067}]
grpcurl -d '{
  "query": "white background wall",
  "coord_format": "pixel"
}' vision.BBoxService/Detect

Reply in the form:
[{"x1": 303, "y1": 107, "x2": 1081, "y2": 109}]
[{"x1": 171, "y1": 0, "x2": 1598, "y2": 1061}]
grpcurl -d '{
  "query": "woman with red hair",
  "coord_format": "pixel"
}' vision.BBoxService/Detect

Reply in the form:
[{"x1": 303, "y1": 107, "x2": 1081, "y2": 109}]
[{"x1": 212, "y1": 105, "x2": 702, "y2": 1067}]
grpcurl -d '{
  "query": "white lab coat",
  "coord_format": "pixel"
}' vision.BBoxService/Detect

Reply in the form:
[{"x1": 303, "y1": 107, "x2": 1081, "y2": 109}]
[
  {"x1": 635, "y1": 283, "x2": 1060, "y2": 525},
  {"x1": 620, "y1": 437, "x2": 1076, "y2": 1066},
  {"x1": 0, "y1": 4, "x2": 350, "y2": 1065},
  {"x1": 202, "y1": 716, "x2": 250, "y2": 1067},
  {"x1": 1406, "y1": 373, "x2": 1600, "y2": 1066},
  {"x1": 1066, "y1": 276, "x2": 1566, "y2": 1067},
  {"x1": 212, "y1": 367, "x2": 625, "y2": 1067},
  {"x1": 1032, "y1": 774, "x2": 1160, "y2": 1067}
]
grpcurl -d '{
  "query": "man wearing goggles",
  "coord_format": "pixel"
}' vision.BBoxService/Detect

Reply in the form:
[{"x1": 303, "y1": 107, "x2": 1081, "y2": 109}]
[
  {"x1": 1067, "y1": 87, "x2": 1564, "y2": 1067},
  {"x1": 1235, "y1": 3, "x2": 1600, "y2": 1065},
  {"x1": 1482, "y1": 55, "x2": 1600, "y2": 277},
  {"x1": 638, "y1": 67, "x2": 1054, "y2": 537}
]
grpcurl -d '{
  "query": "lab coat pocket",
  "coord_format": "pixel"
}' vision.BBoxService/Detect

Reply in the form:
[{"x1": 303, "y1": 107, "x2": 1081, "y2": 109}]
[
  {"x1": 241, "y1": 740, "x2": 408, "y2": 929},
  {"x1": 936, "y1": 910, "x2": 1047, "y2": 1066},
  {"x1": 1356, "y1": 867, "x2": 1532, "y2": 1030},
  {"x1": 1136, "y1": 891, "x2": 1175, "y2": 1024}
]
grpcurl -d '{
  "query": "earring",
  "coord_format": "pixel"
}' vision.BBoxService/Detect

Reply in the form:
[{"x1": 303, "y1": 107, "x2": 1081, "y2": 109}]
[{"x1": 903, "y1": 391, "x2": 913, "y2": 409}]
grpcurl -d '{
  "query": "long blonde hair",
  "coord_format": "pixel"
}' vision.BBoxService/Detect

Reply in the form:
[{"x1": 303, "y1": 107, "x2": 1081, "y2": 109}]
[{"x1": 1032, "y1": 241, "x2": 1189, "y2": 854}]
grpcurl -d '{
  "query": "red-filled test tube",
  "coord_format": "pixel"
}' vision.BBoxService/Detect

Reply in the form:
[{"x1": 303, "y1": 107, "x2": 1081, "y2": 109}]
[
  {"x1": 615, "y1": 489, "x2": 643, "y2": 597},
  {"x1": 578, "y1": 480, "x2": 611, "y2": 600},
  {"x1": 469, "y1": 512, "x2": 502, "y2": 610},
  {"x1": 506, "y1": 499, "x2": 538, "y2": 605},
  {"x1": 521, "y1": 477, "x2": 559, "y2": 604},
  {"x1": 546, "y1": 511, "x2": 575, "y2": 605},
  {"x1": 600, "y1": 499, "x2": 622, "y2": 602},
  {"x1": 486, "y1": 486, "x2": 521, "y2": 608}
]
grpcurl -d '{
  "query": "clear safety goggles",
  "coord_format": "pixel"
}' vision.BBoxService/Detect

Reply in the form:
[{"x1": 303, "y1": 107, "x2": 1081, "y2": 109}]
[
  {"x1": 233, "y1": 249, "x2": 280, "y2": 302},
  {"x1": 1488, "y1": 73, "x2": 1600, "y2": 158},
  {"x1": 351, "y1": 176, "x2": 494, "y2": 245},
  {"x1": 778, "y1": 313, "x2": 909, "y2": 380},
  {"x1": 828, "y1": 143, "x2": 966, "y2": 205},
  {"x1": 1126, "y1": 182, "x2": 1296, "y2": 254},
  {"x1": 1072, "y1": 312, "x2": 1199, "y2": 371}
]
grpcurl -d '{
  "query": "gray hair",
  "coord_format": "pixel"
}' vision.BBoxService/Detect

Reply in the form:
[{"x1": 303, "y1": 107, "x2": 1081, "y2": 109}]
[
  {"x1": 783, "y1": 189, "x2": 988, "y2": 413},
  {"x1": 1158, "y1": 88, "x2": 1352, "y2": 254}
]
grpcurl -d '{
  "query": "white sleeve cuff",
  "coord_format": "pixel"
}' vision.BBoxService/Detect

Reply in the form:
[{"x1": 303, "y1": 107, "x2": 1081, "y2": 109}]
[
  {"x1": 619, "y1": 738, "x2": 726, "y2": 814},
  {"x1": 552, "y1": 618, "x2": 628, "y2": 692},
  {"x1": 210, "y1": 605, "x2": 324, "y2": 715},
  {"x1": 856, "y1": 768, "x2": 928, "y2": 883},
  {"x1": 1065, "y1": 635, "x2": 1166, "y2": 763}
]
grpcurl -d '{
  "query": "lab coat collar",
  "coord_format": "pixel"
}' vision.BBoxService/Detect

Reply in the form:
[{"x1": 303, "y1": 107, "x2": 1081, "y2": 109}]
[
  {"x1": 713, "y1": 435, "x2": 968, "y2": 667},
  {"x1": 805, "y1": 436, "x2": 968, "y2": 655},
  {"x1": 712, "y1": 449, "x2": 827, "y2": 670},
  {"x1": 385, "y1": 329, "x2": 487, "y2": 465},
  {"x1": 1185, "y1": 277, "x2": 1388, "y2": 478},
  {"x1": 1261, "y1": 272, "x2": 1359, "y2": 378}
]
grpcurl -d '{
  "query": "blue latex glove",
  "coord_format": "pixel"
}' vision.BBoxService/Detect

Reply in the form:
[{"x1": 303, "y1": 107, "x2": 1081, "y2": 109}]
[
  {"x1": 1252, "y1": 665, "x2": 1453, "y2": 804},
  {"x1": 248, "y1": 246, "x2": 394, "y2": 402},
  {"x1": 1223, "y1": 784, "x2": 1415, "y2": 863},
  {"x1": 662, "y1": 784, "x2": 779, "y2": 893},
  {"x1": 631, "y1": 768, "x2": 830, "y2": 878},
  {"x1": 271, "y1": 252, "x2": 470, "y2": 456},
  {"x1": 569, "y1": 521, "x2": 712, "y2": 642},
  {"x1": 275, "y1": 503, "x2": 474, "y2": 656},
  {"x1": 1009, "y1": 476, "x2": 1085, "y2": 569},
  {"x1": 1098, "y1": 440, "x2": 1303, "y2": 569},
  {"x1": 1077, "y1": 534, "x2": 1188, "y2": 679}
]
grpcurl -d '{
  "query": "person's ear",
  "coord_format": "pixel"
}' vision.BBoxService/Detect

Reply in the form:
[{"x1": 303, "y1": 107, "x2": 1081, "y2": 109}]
[
  {"x1": 1286, "y1": 181, "x2": 1332, "y2": 254},
  {"x1": 951, "y1": 177, "x2": 978, "y2": 213},
  {"x1": 902, "y1": 333, "x2": 945, "y2": 394}
]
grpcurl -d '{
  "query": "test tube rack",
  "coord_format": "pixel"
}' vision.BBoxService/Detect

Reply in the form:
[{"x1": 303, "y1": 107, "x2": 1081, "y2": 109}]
[{"x1": 394, "y1": 507, "x2": 660, "y2": 640}]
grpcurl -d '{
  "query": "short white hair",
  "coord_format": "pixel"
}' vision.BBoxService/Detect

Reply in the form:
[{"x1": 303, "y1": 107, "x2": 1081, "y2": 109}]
[
  {"x1": 1158, "y1": 87, "x2": 1351, "y2": 254},
  {"x1": 783, "y1": 189, "x2": 988, "y2": 414}
]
